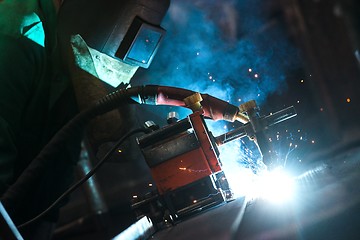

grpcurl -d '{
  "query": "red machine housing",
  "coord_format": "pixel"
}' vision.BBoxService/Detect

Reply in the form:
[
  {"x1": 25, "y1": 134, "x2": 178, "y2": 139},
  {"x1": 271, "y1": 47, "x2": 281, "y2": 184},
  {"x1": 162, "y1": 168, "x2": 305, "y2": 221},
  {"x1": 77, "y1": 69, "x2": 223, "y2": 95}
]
[
  {"x1": 150, "y1": 112, "x2": 222, "y2": 194},
  {"x1": 137, "y1": 111, "x2": 232, "y2": 218}
]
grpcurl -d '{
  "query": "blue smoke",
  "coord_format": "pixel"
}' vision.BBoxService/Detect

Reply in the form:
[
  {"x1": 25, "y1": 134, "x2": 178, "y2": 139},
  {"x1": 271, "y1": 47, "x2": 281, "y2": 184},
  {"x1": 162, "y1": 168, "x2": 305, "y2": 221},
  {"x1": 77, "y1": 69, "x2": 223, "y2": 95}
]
[{"x1": 136, "y1": 0, "x2": 299, "y2": 107}]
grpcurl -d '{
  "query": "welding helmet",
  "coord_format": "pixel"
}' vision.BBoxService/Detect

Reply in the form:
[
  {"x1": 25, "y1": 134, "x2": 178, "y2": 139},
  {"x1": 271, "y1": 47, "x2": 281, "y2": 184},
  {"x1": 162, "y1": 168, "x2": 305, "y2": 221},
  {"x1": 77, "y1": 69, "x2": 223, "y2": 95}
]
[
  {"x1": 59, "y1": 0, "x2": 169, "y2": 69},
  {"x1": 57, "y1": 0, "x2": 170, "y2": 148}
]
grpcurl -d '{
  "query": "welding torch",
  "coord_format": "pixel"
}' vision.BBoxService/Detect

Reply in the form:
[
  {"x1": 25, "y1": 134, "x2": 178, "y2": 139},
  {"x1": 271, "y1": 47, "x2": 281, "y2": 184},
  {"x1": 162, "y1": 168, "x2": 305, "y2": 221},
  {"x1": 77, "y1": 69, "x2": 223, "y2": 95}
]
[
  {"x1": 214, "y1": 101, "x2": 297, "y2": 167},
  {"x1": 178, "y1": 92, "x2": 297, "y2": 168}
]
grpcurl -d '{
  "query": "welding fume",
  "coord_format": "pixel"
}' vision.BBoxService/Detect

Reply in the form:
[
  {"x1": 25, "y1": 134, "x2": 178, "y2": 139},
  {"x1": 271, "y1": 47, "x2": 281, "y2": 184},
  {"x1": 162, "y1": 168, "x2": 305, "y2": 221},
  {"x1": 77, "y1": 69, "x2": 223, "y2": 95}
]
[{"x1": 0, "y1": 0, "x2": 297, "y2": 239}]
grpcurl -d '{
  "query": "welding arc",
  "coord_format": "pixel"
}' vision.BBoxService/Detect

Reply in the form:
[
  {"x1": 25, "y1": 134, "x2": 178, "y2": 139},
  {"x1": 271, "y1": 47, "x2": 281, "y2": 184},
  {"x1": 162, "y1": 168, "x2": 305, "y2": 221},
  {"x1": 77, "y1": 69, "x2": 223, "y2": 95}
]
[{"x1": 16, "y1": 128, "x2": 149, "y2": 229}]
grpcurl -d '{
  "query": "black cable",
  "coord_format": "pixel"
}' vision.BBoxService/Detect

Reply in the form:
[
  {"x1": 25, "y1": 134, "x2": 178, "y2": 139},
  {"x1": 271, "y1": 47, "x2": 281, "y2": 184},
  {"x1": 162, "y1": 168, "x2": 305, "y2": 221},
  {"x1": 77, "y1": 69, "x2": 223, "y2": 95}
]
[
  {"x1": 17, "y1": 128, "x2": 149, "y2": 229},
  {"x1": 1, "y1": 87, "x2": 153, "y2": 204},
  {"x1": 1, "y1": 86, "x2": 153, "y2": 223}
]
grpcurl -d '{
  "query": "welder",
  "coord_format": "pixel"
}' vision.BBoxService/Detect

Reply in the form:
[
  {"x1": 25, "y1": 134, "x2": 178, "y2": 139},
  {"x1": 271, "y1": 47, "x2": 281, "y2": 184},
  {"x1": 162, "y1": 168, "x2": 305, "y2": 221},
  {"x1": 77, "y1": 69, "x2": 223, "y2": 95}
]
[
  {"x1": 0, "y1": 1, "x2": 78, "y2": 239},
  {"x1": 0, "y1": 0, "x2": 169, "y2": 239}
]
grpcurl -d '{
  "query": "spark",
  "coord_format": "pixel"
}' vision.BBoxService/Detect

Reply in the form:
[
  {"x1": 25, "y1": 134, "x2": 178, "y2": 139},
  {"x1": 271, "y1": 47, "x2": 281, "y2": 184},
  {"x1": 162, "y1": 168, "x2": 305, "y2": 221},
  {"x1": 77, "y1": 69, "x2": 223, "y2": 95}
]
[
  {"x1": 300, "y1": 79, "x2": 304, "y2": 83},
  {"x1": 250, "y1": 168, "x2": 295, "y2": 203},
  {"x1": 346, "y1": 98, "x2": 351, "y2": 103},
  {"x1": 284, "y1": 143, "x2": 297, "y2": 167},
  {"x1": 248, "y1": 68, "x2": 252, "y2": 72},
  {"x1": 179, "y1": 167, "x2": 208, "y2": 173},
  {"x1": 254, "y1": 73, "x2": 259, "y2": 78}
]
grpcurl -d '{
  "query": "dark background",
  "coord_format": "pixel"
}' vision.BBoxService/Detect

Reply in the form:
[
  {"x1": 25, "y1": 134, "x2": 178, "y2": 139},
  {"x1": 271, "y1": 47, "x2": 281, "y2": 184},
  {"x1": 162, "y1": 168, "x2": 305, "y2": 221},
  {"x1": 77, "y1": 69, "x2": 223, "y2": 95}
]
[{"x1": 55, "y1": 0, "x2": 360, "y2": 239}]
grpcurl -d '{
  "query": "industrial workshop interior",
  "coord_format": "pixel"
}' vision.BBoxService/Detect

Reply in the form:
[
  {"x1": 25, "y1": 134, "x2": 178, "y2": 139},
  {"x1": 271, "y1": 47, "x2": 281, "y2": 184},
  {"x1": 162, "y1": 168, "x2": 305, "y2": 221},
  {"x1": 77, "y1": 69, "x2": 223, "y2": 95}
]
[{"x1": 1, "y1": 0, "x2": 360, "y2": 239}]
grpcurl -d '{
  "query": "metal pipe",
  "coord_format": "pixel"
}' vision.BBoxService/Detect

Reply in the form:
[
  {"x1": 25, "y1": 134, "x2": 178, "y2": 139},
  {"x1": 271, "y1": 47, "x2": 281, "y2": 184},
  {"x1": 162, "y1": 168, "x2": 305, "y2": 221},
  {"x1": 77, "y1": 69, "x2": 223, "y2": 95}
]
[
  {"x1": 77, "y1": 142, "x2": 108, "y2": 215},
  {"x1": 215, "y1": 125, "x2": 249, "y2": 146}
]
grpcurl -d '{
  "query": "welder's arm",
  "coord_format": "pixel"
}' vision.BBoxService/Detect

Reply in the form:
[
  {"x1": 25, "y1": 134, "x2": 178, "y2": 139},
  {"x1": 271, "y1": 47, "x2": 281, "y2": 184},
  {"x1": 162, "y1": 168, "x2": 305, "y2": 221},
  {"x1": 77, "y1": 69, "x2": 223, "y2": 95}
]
[{"x1": 0, "y1": 35, "x2": 38, "y2": 195}]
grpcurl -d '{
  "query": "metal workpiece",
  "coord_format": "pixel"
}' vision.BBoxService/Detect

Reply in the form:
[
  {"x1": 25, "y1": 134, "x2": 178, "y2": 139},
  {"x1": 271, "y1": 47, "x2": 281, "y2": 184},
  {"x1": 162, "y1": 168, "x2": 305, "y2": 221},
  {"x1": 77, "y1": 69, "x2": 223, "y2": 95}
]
[
  {"x1": 77, "y1": 157, "x2": 108, "y2": 215},
  {"x1": 151, "y1": 147, "x2": 360, "y2": 240},
  {"x1": 151, "y1": 197, "x2": 248, "y2": 240},
  {"x1": 112, "y1": 216, "x2": 155, "y2": 240}
]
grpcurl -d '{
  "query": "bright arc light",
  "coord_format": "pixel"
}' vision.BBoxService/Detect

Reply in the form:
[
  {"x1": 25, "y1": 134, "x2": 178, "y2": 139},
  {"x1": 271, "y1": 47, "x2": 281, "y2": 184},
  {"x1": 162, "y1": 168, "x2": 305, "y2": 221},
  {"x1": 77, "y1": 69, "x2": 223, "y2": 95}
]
[{"x1": 253, "y1": 168, "x2": 295, "y2": 203}]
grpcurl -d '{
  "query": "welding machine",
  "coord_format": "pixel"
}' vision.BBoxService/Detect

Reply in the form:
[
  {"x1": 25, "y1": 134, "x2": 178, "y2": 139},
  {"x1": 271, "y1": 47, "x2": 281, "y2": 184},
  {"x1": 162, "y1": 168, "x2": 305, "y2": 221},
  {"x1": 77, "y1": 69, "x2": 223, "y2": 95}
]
[
  {"x1": 130, "y1": 90, "x2": 296, "y2": 226},
  {"x1": 136, "y1": 111, "x2": 233, "y2": 222}
]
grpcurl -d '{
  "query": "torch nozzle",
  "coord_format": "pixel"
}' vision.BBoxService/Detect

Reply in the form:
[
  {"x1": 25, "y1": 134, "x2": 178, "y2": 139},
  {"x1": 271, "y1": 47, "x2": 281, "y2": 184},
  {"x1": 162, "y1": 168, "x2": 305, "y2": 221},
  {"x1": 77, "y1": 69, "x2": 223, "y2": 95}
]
[{"x1": 236, "y1": 112, "x2": 250, "y2": 124}]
